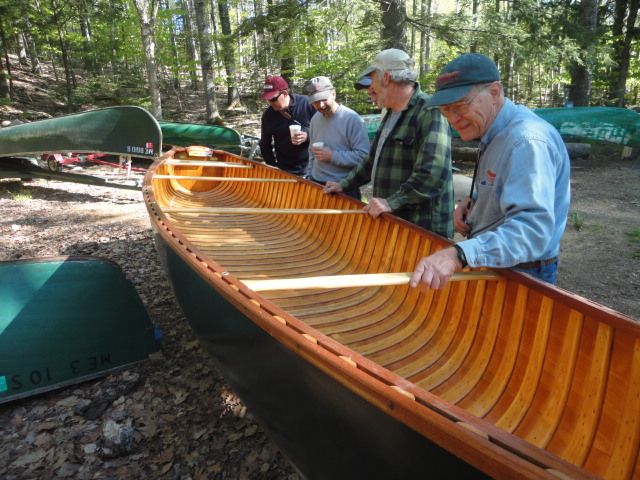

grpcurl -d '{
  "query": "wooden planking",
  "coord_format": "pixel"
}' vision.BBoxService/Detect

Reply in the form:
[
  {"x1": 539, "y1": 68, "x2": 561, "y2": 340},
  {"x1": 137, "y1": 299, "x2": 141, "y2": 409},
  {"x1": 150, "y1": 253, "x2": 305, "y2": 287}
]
[
  {"x1": 513, "y1": 306, "x2": 583, "y2": 447},
  {"x1": 432, "y1": 278, "x2": 507, "y2": 403},
  {"x1": 584, "y1": 333, "x2": 640, "y2": 479},
  {"x1": 489, "y1": 292, "x2": 554, "y2": 433},
  {"x1": 457, "y1": 282, "x2": 529, "y2": 417},
  {"x1": 408, "y1": 280, "x2": 487, "y2": 390},
  {"x1": 379, "y1": 281, "x2": 470, "y2": 377},
  {"x1": 544, "y1": 319, "x2": 612, "y2": 466}
]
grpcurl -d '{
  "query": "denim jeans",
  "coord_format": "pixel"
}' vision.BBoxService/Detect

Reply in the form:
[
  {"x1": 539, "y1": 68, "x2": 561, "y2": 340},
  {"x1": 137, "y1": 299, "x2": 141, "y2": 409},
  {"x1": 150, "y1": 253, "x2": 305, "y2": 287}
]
[{"x1": 513, "y1": 260, "x2": 558, "y2": 285}]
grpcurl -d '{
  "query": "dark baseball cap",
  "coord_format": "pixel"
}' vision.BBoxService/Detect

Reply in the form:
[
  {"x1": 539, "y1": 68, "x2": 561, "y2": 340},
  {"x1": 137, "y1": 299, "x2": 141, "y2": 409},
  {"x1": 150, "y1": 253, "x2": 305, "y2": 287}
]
[
  {"x1": 261, "y1": 75, "x2": 288, "y2": 100},
  {"x1": 354, "y1": 75, "x2": 372, "y2": 90},
  {"x1": 428, "y1": 53, "x2": 500, "y2": 107}
]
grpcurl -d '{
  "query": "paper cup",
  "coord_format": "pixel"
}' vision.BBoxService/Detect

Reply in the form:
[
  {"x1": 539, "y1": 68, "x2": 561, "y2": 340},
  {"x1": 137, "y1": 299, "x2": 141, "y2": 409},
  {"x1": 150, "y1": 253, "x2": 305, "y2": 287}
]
[
  {"x1": 312, "y1": 142, "x2": 324, "y2": 148},
  {"x1": 289, "y1": 124, "x2": 302, "y2": 138}
]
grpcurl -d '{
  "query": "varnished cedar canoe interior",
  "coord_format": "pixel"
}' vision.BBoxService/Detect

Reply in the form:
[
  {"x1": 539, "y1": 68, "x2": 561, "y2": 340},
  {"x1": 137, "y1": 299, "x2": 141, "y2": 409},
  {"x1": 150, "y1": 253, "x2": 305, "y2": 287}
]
[{"x1": 145, "y1": 147, "x2": 640, "y2": 480}]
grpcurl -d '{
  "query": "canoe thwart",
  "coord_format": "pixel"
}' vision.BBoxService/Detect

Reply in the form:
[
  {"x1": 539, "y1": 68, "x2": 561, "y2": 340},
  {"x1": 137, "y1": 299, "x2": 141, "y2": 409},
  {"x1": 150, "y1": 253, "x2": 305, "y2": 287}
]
[
  {"x1": 152, "y1": 175, "x2": 298, "y2": 183},
  {"x1": 162, "y1": 207, "x2": 367, "y2": 215},
  {"x1": 162, "y1": 159, "x2": 251, "y2": 168},
  {"x1": 242, "y1": 271, "x2": 500, "y2": 291}
]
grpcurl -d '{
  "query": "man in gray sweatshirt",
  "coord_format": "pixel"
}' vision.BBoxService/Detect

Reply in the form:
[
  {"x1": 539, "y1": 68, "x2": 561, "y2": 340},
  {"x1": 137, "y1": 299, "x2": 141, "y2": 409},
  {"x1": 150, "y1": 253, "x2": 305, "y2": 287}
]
[{"x1": 304, "y1": 76, "x2": 370, "y2": 200}]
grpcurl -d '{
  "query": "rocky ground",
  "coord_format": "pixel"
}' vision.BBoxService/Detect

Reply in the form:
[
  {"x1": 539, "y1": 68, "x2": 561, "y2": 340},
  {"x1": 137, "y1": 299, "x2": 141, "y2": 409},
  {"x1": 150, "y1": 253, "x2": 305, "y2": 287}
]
[{"x1": 0, "y1": 177, "x2": 300, "y2": 479}]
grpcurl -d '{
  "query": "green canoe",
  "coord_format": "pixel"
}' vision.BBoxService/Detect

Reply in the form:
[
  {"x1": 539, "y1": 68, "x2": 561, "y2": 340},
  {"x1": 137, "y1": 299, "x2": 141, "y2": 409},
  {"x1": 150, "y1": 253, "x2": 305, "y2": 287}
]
[
  {"x1": 160, "y1": 121, "x2": 243, "y2": 155},
  {"x1": 0, "y1": 106, "x2": 162, "y2": 158},
  {"x1": 0, "y1": 256, "x2": 159, "y2": 403}
]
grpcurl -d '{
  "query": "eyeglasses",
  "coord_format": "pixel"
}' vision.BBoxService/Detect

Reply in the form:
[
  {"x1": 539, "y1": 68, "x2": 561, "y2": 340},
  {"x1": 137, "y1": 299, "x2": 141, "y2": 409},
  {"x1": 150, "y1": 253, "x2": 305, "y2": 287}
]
[
  {"x1": 439, "y1": 84, "x2": 493, "y2": 117},
  {"x1": 268, "y1": 92, "x2": 283, "y2": 103}
]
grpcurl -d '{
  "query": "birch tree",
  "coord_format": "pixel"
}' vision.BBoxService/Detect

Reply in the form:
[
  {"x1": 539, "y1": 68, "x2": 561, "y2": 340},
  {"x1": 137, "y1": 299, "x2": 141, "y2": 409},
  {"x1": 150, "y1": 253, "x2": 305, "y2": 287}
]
[
  {"x1": 131, "y1": 0, "x2": 163, "y2": 119},
  {"x1": 193, "y1": 0, "x2": 221, "y2": 123}
]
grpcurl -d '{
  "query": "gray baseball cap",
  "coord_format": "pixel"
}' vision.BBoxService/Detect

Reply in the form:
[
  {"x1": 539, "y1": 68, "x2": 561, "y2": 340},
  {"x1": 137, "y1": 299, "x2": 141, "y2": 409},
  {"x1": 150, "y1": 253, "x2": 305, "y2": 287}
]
[{"x1": 304, "y1": 76, "x2": 334, "y2": 103}]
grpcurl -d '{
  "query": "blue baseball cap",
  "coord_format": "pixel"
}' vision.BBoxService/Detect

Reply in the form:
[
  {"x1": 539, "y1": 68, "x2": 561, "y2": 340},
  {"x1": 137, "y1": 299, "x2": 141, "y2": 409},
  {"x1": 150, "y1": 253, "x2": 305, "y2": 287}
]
[
  {"x1": 428, "y1": 53, "x2": 500, "y2": 107},
  {"x1": 354, "y1": 75, "x2": 372, "y2": 90}
]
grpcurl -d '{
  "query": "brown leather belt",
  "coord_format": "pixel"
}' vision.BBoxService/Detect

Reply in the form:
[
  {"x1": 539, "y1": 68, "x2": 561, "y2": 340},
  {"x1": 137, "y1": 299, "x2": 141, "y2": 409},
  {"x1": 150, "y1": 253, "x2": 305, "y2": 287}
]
[{"x1": 515, "y1": 257, "x2": 558, "y2": 269}]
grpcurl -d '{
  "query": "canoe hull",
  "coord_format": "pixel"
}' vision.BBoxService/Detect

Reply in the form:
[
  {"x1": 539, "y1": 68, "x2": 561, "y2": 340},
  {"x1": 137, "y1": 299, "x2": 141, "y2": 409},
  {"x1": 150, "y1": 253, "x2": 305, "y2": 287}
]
[
  {"x1": 0, "y1": 256, "x2": 159, "y2": 403},
  {"x1": 157, "y1": 238, "x2": 487, "y2": 478}
]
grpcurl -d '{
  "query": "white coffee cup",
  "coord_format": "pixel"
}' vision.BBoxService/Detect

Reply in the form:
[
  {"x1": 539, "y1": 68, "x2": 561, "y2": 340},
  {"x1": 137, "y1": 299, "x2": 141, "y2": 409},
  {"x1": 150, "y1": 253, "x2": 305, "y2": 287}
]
[
  {"x1": 289, "y1": 124, "x2": 302, "y2": 139},
  {"x1": 312, "y1": 142, "x2": 324, "y2": 149}
]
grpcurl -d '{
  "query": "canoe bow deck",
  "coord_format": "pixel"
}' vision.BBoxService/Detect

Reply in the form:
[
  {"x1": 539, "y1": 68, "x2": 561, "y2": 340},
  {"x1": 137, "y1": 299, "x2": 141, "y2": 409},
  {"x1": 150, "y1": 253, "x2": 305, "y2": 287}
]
[{"x1": 144, "y1": 147, "x2": 640, "y2": 479}]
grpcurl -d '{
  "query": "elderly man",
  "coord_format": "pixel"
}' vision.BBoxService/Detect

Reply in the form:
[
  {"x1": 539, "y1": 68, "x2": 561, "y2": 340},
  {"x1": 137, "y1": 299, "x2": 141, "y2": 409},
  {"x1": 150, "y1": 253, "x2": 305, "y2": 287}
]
[
  {"x1": 410, "y1": 53, "x2": 570, "y2": 287},
  {"x1": 259, "y1": 75, "x2": 316, "y2": 176},
  {"x1": 324, "y1": 49, "x2": 454, "y2": 239},
  {"x1": 304, "y1": 76, "x2": 370, "y2": 200}
]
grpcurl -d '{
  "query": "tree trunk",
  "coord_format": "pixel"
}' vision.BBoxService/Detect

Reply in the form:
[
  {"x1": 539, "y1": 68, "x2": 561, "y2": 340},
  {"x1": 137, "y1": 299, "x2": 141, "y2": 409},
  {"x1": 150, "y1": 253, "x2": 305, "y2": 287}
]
[
  {"x1": 217, "y1": 0, "x2": 242, "y2": 108},
  {"x1": 254, "y1": 0, "x2": 266, "y2": 70},
  {"x1": 132, "y1": 0, "x2": 163, "y2": 120},
  {"x1": 181, "y1": 0, "x2": 200, "y2": 90},
  {"x1": 16, "y1": 33, "x2": 29, "y2": 66},
  {"x1": 568, "y1": 0, "x2": 598, "y2": 106},
  {"x1": 51, "y1": 0, "x2": 74, "y2": 108},
  {"x1": 0, "y1": 17, "x2": 12, "y2": 100},
  {"x1": 381, "y1": 0, "x2": 408, "y2": 51},
  {"x1": 79, "y1": 0, "x2": 97, "y2": 73},
  {"x1": 609, "y1": 0, "x2": 640, "y2": 106},
  {"x1": 419, "y1": 0, "x2": 431, "y2": 77},
  {"x1": 20, "y1": 3, "x2": 41, "y2": 74},
  {"x1": 194, "y1": 0, "x2": 222, "y2": 124}
]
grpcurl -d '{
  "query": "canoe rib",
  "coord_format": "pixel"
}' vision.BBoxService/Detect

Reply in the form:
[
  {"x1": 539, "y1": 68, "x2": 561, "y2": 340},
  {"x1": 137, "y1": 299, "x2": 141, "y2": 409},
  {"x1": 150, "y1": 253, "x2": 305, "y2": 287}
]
[{"x1": 144, "y1": 147, "x2": 640, "y2": 480}]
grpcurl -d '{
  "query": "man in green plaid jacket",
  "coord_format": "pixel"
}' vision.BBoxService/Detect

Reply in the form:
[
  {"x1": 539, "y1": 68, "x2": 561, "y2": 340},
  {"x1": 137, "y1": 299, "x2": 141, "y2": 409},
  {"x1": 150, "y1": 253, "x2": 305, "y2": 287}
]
[{"x1": 324, "y1": 49, "x2": 454, "y2": 239}]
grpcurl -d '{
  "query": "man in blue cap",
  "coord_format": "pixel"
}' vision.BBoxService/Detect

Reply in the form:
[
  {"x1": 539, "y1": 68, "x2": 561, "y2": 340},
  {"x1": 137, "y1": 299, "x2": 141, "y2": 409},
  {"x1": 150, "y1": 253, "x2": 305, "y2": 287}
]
[{"x1": 410, "y1": 53, "x2": 570, "y2": 287}]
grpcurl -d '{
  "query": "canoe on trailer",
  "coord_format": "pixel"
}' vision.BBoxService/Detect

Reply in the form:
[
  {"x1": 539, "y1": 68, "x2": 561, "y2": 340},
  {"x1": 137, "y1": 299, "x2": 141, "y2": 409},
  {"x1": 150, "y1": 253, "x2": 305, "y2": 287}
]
[
  {"x1": 144, "y1": 146, "x2": 640, "y2": 479},
  {"x1": 0, "y1": 106, "x2": 162, "y2": 190}
]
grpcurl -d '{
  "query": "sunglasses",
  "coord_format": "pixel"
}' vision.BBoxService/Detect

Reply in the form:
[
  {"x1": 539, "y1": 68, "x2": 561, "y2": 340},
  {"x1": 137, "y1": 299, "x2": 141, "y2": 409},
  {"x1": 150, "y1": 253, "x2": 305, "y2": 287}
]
[{"x1": 268, "y1": 92, "x2": 283, "y2": 103}]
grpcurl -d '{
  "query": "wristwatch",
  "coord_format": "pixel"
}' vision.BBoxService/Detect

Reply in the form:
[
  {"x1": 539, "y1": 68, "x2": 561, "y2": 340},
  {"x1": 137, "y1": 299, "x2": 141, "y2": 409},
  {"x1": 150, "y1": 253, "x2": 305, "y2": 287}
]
[{"x1": 453, "y1": 244, "x2": 468, "y2": 268}]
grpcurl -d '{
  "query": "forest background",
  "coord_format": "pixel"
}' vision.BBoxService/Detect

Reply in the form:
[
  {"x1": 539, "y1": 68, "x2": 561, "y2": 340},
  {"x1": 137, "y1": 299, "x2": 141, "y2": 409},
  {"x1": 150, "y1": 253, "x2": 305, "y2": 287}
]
[{"x1": 0, "y1": 0, "x2": 638, "y2": 126}]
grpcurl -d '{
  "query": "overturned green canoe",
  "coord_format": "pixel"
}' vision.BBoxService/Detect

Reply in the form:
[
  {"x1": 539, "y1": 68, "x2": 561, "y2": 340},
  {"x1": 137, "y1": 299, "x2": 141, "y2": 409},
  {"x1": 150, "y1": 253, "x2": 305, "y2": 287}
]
[{"x1": 0, "y1": 256, "x2": 159, "y2": 403}]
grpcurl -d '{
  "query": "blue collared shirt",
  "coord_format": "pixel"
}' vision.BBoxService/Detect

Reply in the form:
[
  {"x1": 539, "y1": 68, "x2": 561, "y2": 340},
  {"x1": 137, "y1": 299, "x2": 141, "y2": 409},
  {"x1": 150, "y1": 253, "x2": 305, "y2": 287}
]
[{"x1": 458, "y1": 99, "x2": 570, "y2": 268}]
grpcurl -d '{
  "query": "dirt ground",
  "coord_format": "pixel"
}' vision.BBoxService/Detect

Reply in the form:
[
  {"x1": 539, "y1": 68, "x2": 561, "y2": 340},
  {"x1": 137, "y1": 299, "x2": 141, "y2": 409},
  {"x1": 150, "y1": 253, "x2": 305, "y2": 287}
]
[{"x1": 555, "y1": 147, "x2": 640, "y2": 319}]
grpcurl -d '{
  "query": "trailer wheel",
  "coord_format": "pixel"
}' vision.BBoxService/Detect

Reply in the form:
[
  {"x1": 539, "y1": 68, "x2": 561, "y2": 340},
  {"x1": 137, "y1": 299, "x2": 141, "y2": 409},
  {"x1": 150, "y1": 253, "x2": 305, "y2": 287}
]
[{"x1": 47, "y1": 156, "x2": 59, "y2": 172}]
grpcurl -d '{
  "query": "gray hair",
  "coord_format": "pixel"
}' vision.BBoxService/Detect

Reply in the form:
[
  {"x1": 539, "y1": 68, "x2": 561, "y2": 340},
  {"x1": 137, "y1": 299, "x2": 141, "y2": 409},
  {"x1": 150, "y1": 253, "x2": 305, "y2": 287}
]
[{"x1": 378, "y1": 68, "x2": 417, "y2": 84}]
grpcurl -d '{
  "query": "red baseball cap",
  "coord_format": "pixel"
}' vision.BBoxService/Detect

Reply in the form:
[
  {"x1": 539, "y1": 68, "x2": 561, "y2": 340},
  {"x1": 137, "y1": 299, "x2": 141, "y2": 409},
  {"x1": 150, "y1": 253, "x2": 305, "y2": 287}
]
[{"x1": 261, "y1": 75, "x2": 288, "y2": 100}]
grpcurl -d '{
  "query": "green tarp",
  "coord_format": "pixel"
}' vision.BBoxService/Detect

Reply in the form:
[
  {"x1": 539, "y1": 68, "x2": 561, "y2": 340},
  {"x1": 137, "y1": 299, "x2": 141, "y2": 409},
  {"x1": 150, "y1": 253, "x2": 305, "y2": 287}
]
[{"x1": 362, "y1": 107, "x2": 640, "y2": 147}]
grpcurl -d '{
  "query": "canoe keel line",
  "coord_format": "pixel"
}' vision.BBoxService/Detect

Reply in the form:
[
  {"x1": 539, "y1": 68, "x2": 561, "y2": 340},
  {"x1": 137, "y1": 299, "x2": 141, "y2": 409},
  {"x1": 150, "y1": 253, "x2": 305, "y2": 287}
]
[{"x1": 145, "y1": 147, "x2": 640, "y2": 479}]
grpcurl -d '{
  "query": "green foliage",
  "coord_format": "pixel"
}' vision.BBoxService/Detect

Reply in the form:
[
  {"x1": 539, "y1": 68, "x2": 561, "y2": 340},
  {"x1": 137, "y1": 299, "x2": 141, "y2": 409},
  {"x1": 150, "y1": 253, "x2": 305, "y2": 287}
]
[
  {"x1": 569, "y1": 212, "x2": 585, "y2": 231},
  {"x1": 627, "y1": 228, "x2": 640, "y2": 259},
  {"x1": 2, "y1": 0, "x2": 639, "y2": 114},
  {"x1": 0, "y1": 182, "x2": 33, "y2": 201}
]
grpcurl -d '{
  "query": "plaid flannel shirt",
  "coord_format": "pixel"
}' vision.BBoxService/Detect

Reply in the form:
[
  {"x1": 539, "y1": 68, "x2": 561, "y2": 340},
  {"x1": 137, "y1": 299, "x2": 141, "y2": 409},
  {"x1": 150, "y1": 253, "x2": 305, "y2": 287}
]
[{"x1": 341, "y1": 84, "x2": 454, "y2": 238}]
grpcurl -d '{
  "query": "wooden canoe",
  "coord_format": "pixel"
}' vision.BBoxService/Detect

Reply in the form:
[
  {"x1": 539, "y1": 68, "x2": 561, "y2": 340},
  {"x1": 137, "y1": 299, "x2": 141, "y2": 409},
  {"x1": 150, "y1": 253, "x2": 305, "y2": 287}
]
[{"x1": 144, "y1": 146, "x2": 640, "y2": 480}]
